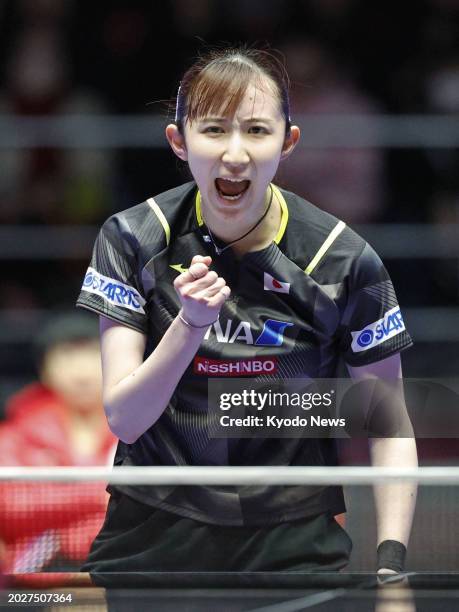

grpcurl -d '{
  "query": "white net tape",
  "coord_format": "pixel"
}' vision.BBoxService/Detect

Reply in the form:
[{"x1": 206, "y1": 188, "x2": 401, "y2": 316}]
[{"x1": 0, "y1": 466, "x2": 458, "y2": 485}]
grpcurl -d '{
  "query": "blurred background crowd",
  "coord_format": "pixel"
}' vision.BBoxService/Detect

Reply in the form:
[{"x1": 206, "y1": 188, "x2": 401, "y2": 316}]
[
  {"x1": 0, "y1": 0, "x2": 458, "y2": 574},
  {"x1": 0, "y1": 0, "x2": 458, "y2": 412},
  {"x1": 0, "y1": 0, "x2": 457, "y2": 411}
]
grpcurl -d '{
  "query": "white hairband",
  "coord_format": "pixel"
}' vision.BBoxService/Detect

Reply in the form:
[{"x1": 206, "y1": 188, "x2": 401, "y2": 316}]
[{"x1": 174, "y1": 84, "x2": 182, "y2": 123}]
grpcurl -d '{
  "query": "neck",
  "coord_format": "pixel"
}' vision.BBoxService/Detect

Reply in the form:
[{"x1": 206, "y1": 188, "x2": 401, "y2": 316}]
[{"x1": 202, "y1": 187, "x2": 281, "y2": 253}]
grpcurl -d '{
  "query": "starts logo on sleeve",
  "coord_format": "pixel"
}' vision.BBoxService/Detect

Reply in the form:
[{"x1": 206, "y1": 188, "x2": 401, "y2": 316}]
[
  {"x1": 81, "y1": 267, "x2": 146, "y2": 314},
  {"x1": 351, "y1": 306, "x2": 405, "y2": 353}
]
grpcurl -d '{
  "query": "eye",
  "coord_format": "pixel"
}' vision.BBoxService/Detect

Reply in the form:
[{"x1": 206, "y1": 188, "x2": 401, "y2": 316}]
[
  {"x1": 203, "y1": 126, "x2": 224, "y2": 134},
  {"x1": 248, "y1": 126, "x2": 268, "y2": 135}
]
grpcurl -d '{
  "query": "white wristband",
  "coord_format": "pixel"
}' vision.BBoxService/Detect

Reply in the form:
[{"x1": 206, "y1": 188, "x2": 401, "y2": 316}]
[{"x1": 178, "y1": 312, "x2": 219, "y2": 329}]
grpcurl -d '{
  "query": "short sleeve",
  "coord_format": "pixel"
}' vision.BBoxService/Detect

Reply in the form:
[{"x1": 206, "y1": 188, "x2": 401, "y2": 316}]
[
  {"x1": 338, "y1": 243, "x2": 413, "y2": 366},
  {"x1": 76, "y1": 214, "x2": 148, "y2": 333}
]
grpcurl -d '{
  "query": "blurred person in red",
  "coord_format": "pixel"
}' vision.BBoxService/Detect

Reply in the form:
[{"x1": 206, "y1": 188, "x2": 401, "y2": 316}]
[{"x1": 0, "y1": 313, "x2": 117, "y2": 574}]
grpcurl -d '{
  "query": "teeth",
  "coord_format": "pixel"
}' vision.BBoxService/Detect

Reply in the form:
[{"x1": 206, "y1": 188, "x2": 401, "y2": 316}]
[
  {"x1": 219, "y1": 178, "x2": 248, "y2": 182},
  {"x1": 215, "y1": 177, "x2": 250, "y2": 202},
  {"x1": 221, "y1": 192, "x2": 244, "y2": 201}
]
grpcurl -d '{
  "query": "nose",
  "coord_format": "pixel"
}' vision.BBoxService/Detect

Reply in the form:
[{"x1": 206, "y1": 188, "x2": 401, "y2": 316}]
[{"x1": 221, "y1": 132, "x2": 250, "y2": 169}]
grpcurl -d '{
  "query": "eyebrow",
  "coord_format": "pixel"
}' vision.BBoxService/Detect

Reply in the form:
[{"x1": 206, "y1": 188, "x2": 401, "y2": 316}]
[
  {"x1": 198, "y1": 116, "x2": 273, "y2": 123},
  {"x1": 242, "y1": 117, "x2": 274, "y2": 123}
]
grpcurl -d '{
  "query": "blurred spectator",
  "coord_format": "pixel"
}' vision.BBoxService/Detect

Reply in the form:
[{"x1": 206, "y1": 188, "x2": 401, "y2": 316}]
[
  {"x1": 425, "y1": 56, "x2": 459, "y2": 200},
  {"x1": 218, "y1": 0, "x2": 285, "y2": 39},
  {"x1": 0, "y1": 22, "x2": 113, "y2": 225},
  {"x1": 0, "y1": 312, "x2": 116, "y2": 573},
  {"x1": 17, "y1": 0, "x2": 74, "y2": 25},
  {"x1": 0, "y1": 20, "x2": 115, "y2": 321},
  {"x1": 424, "y1": 56, "x2": 459, "y2": 304},
  {"x1": 171, "y1": 0, "x2": 215, "y2": 39},
  {"x1": 277, "y1": 37, "x2": 385, "y2": 224}
]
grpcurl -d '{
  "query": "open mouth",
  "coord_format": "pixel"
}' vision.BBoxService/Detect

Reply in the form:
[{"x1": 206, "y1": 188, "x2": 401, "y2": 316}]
[{"x1": 215, "y1": 178, "x2": 251, "y2": 201}]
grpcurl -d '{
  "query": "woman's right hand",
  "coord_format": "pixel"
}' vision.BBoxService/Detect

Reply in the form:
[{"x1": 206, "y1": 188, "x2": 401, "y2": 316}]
[{"x1": 173, "y1": 254, "x2": 231, "y2": 327}]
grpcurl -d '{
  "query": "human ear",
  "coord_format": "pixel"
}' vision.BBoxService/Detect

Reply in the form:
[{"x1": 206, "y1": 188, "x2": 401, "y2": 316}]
[
  {"x1": 280, "y1": 125, "x2": 300, "y2": 161},
  {"x1": 165, "y1": 123, "x2": 188, "y2": 161}
]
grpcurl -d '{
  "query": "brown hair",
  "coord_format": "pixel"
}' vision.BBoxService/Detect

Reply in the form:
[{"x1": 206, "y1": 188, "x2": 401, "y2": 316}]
[{"x1": 175, "y1": 46, "x2": 291, "y2": 134}]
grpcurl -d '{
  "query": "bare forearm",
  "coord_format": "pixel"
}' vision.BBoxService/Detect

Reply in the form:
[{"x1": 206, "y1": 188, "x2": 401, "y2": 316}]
[
  {"x1": 102, "y1": 255, "x2": 229, "y2": 444},
  {"x1": 370, "y1": 437, "x2": 418, "y2": 546},
  {"x1": 105, "y1": 314, "x2": 206, "y2": 443}
]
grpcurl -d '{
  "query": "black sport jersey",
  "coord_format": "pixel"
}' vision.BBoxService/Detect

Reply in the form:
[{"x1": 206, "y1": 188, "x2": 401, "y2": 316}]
[{"x1": 77, "y1": 182, "x2": 413, "y2": 525}]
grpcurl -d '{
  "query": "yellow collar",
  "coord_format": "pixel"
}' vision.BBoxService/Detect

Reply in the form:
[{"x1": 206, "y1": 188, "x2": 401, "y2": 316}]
[{"x1": 195, "y1": 183, "x2": 288, "y2": 245}]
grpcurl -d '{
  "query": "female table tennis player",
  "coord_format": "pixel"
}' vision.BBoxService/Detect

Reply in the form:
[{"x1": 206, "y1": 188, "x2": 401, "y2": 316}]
[{"x1": 77, "y1": 46, "x2": 417, "y2": 578}]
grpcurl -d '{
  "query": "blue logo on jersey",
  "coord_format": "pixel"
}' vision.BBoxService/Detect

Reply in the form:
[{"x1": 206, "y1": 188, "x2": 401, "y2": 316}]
[
  {"x1": 255, "y1": 319, "x2": 294, "y2": 346},
  {"x1": 357, "y1": 329, "x2": 374, "y2": 348},
  {"x1": 81, "y1": 267, "x2": 146, "y2": 314},
  {"x1": 373, "y1": 310, "x2": 404, "y2": 341},
  {"x1": 351, "y1": 307, "x2": 406, "y2": 353},
  {"x1": 203, "y1": 317, "x2": 293, "y2": 347},
  {"x1": 83, "y1": 272, "x2": 94, "y2": 287}
]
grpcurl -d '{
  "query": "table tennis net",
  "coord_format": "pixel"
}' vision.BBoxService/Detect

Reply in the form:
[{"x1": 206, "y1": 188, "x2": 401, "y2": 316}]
[
  {"x1": 0, "y1": 481, "x2": 107, "y2": 574},
  {"x1": 1, "y1": 467, "x2": 459, "y2": 581}
]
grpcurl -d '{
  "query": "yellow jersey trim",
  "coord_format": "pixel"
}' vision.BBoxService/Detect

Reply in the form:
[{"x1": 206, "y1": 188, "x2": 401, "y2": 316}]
[
  {"x1": 195, "y1": 190, "x2": 204, "y2": 227},
  {"x1": 271, "y1": 184, "x2": 288, "y2": 244},
  {"x1": 147, "y1": 197, "x2": 171, "y2": 246},
  {"x1": 169, "y1": 264, "x2": 188, "y2": 274},
  {"x1": 305, "y1": 220, "x2": 346, "y2": 275}
]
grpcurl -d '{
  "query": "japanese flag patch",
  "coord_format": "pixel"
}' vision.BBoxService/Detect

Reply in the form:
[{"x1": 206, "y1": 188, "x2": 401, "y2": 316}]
[{"x1": 263, "y1": 272, "x2": 290, "y2": 294}]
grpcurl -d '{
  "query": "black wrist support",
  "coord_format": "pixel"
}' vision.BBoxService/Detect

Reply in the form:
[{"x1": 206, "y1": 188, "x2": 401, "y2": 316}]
[{"x1": 376, "y1": 540, "x2": 407, "y2": 572}]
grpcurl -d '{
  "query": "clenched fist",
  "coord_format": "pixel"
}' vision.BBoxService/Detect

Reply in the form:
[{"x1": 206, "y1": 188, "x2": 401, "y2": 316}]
[{"x1": 173, "y1": 255, "x2": 231, "y2": 327}]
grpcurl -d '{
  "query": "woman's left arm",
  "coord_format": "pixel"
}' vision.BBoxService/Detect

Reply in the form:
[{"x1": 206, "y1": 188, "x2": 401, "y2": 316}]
[{"x1": 347, "y1": 353, "x2": 418, "y2": 571}]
